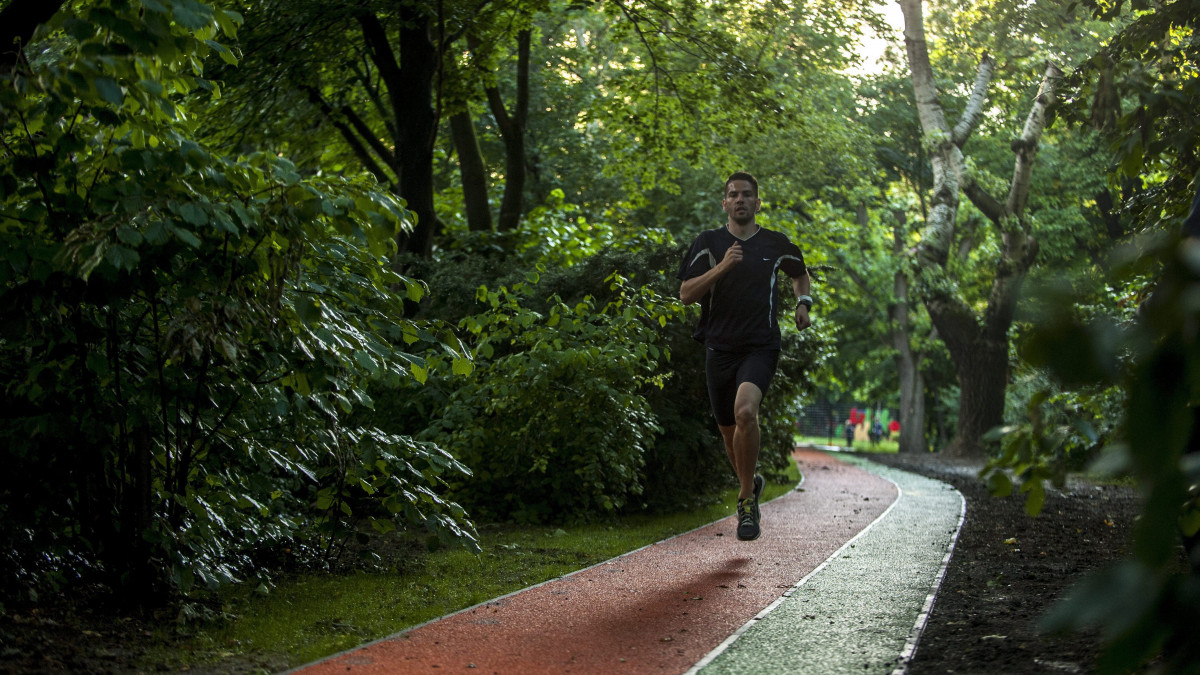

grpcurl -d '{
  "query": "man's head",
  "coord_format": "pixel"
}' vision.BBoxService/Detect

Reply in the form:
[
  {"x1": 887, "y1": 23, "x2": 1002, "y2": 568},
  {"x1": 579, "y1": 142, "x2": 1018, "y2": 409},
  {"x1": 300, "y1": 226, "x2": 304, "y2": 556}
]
[
  {"x1": 723, "y1": 171, "x2": 761, "y2": 227},
  {"x1": 724, "y1": 171, "x2": 758, "y2": 197}
]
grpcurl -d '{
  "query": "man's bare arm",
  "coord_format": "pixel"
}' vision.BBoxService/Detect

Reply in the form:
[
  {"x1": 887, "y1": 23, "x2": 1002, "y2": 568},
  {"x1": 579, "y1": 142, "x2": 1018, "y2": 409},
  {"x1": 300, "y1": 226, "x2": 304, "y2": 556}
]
[
  {"x1": 792, "y1": 271, "x2": 812, "y2": 331},
  {"x1": 680, "y1": 242, "x2": 742, "y2": 305},
  {"x1": 791, "y1": 271, "x2": 810, "y2": 299}
]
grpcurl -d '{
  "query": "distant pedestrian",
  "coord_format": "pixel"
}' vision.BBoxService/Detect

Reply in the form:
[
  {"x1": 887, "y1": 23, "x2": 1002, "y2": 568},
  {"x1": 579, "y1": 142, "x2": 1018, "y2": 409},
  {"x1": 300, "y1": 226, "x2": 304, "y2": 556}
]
[
  {"x1": 871, "y1": 419, "x2": 884, "y2": 447},
  {"x1": 844, "y1": 417, "x2": 855, "y2": 447},
  {"x1": 677, "y1": 172, "x2": 812, "y2": 542}
]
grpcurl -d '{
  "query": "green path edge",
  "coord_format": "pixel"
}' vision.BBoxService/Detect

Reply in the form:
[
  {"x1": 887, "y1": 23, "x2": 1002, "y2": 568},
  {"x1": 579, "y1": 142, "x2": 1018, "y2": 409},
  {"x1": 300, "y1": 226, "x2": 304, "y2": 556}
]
[{"x1": 689, "y1": 453, "x2": 966, "y2": 675}]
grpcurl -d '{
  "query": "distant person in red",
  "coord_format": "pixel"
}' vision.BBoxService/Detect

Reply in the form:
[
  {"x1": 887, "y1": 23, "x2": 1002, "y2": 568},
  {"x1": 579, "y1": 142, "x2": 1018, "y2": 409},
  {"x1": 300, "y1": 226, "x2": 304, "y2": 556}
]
[
  {"x1": 888, "y1": 419, "x2": 900, "y2": 441},
  {"x1": 677, "y1": 172, "x2": 812, "y2": 541}
]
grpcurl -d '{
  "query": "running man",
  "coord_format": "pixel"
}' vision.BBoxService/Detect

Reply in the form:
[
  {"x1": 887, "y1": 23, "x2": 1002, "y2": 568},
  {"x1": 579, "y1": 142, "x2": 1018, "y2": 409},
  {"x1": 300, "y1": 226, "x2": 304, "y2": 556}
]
[{"x1": 677, "y1": 172, "x2": 812, "y2": 541}]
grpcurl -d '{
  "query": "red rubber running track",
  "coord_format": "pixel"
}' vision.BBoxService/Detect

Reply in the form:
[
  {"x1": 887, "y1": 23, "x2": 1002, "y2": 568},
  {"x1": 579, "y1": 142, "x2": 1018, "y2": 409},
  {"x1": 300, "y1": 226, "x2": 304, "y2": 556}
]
[{"x1": 292, "y1": 448, "x2": 897, "y2": 674}]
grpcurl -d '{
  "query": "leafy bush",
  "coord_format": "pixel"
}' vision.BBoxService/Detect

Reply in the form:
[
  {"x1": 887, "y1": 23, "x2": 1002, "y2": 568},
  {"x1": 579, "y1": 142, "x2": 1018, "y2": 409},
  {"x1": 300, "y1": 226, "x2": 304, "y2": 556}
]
[
  {"x1": 397, "y1": 225, "x2": 821, "y2": 519},
  {"x1": 995, "y1": 234, "x2": 1200, "y2": 673},
  {"x1": 0, "y1": 0, "x2": 476, "y2": 601},
  {"x1": 421, "y1": 271, "x2": 682, "y2": 523}
]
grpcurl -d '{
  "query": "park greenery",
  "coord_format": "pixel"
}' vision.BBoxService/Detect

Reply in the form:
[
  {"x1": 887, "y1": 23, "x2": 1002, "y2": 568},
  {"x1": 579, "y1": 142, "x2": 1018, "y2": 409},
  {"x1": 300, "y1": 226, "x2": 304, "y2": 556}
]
[{"x1": 0, "y1": 0, "x2": 1197, "y2": 671}]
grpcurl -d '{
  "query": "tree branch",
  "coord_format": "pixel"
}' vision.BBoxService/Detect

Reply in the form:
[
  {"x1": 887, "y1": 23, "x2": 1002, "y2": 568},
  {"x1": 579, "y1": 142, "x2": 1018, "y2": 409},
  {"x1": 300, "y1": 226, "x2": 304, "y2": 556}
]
[
  {"x1": 952, "y1": 53, "x2": 995, "y2": 147},
  {"x1": 357, "y1": 11, "x2": 406, "y2": 134},
  {"x1": 900, "y1": 0, "x2": 950, "y2": 137},
  {"x1": 513, "y1": 28, "x2": 530, "y2": 130},
  {"x1": 1006, "y1": 61, "x2": 1063, "y2": 217},
  {"x1": 340, "y1": 104, "x2": 396, "y2": 168},
  {"x1": 962, "y1": 177, "x2": 1005, "y2": 223},
  {"x1": 304, "y1": 86, "x2": 395, "y2": 186},
  {"x1": 0, "y1": 0, "x2": 67, "y2": 72}
]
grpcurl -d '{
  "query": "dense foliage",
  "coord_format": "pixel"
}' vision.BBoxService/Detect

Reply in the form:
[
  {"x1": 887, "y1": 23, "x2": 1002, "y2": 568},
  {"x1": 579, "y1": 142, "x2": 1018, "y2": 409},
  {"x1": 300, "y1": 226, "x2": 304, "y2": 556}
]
[
  {"x1": 980, "y1": 0, "x2": 1200, "y2": 670},
  {"x1": 2, "y1": 0, "x2": 1197, "y2": 670},
  {"x1": 372, "y1": 226, "x2": 822, "y2": 523},
  {"x1": 0, "y1": 0, "x2": 478, "y2": 601}
]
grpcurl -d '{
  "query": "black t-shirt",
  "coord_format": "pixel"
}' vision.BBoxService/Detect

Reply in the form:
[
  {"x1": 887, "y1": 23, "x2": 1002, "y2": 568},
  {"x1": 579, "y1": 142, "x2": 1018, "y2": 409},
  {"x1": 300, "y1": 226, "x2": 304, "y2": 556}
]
[{"x1": 676, "y1": 225, "x2": 807, "y2": 351}]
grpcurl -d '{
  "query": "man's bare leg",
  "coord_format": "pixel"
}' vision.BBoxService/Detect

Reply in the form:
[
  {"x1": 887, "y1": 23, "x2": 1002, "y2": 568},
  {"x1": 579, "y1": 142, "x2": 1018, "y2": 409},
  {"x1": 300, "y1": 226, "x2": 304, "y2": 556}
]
[{"x1": 718, "y1": 382, "x2": 763, "y2": 500}]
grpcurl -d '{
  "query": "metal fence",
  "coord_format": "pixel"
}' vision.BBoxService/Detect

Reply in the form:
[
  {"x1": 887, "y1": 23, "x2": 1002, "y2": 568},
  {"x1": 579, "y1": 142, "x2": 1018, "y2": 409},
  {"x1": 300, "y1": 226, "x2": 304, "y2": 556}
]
[{"x1": 795, "y1": 401, "x2": 897, "y2": 443}]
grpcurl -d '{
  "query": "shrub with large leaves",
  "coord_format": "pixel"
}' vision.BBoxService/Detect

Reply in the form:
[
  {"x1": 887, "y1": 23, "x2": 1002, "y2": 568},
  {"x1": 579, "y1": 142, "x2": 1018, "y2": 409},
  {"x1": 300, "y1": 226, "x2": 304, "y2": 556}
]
[
  {"x1": 424, "y1": 271, "x2": 683, "y2": 523},
  {"x1": 0, "y1": 0, "x2": 476, "y2": 600}
]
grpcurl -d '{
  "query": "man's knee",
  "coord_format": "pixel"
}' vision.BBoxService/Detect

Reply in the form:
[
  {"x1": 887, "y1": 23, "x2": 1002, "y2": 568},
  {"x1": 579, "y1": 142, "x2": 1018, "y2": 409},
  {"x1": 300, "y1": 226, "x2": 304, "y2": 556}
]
[{"x1": 734, "y1": 404, "x2": 759, "y2": 427}]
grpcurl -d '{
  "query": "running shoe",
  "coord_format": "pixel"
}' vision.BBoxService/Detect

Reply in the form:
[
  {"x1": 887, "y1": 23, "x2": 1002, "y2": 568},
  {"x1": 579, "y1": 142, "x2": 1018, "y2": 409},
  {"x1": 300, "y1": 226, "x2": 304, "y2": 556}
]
[{"x1": 736, "y1": 498, "x2": 760, "y2": 541}]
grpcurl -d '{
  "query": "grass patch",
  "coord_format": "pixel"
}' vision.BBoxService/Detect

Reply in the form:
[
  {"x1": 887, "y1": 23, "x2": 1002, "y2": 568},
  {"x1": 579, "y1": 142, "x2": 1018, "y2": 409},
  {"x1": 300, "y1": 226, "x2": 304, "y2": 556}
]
[{"x1": 181, "y1": 460, "x2": 802, "y2": 670}]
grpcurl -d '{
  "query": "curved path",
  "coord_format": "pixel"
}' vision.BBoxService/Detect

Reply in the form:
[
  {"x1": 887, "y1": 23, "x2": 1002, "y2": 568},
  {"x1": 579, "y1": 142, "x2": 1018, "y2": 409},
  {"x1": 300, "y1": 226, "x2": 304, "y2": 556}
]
[{"x1": 289, "y1": 449, "x2": 963, "y2": 675}]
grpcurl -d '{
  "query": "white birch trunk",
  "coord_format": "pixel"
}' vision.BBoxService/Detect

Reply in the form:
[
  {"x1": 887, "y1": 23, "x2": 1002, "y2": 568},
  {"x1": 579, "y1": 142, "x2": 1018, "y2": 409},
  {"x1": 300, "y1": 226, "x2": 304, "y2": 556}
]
[{"x1": 899, "y1": 0, "x2": 1059, "y2": 456}]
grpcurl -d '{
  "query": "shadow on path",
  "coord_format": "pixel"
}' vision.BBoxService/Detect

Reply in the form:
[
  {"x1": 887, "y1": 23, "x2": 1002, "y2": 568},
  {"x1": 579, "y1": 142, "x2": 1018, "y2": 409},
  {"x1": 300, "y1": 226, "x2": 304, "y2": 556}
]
[{"x1": 291, "y1": 450, "x2": 898, "y2": 675}]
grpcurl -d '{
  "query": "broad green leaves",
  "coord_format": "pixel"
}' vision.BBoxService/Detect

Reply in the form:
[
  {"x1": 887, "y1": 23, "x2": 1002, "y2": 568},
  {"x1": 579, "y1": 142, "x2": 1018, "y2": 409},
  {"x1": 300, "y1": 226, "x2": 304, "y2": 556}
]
[
  {"x1": 426, "y1": 271, "x2": 684, "y2": 523},
  {"x1": 993, "y1": 233, "x2": 1200, "y2": 672},
  {"x1": 0, "y1": 0, "x2": 478, "y2": 598}
]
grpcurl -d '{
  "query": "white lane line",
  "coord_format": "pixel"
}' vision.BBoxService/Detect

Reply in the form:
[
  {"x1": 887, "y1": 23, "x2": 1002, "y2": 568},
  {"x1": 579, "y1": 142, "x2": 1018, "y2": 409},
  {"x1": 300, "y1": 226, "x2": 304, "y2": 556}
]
[
  {"x1": 891, "y1": 478, "x2": 967, "y2": 675},
  {"x1": 684, "y1": 466, "x2": 905, "y2": 675}
]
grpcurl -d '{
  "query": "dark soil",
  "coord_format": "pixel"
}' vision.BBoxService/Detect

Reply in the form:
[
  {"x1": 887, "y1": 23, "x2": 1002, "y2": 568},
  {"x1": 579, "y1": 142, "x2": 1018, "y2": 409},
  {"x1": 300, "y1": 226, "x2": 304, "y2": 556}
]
[
  {"x1": 0, "y1": 452, "x2": 1142, "y2": 674},
  {"x1": 870, "y1": 452, "x2": 1141, "y2": 675}
]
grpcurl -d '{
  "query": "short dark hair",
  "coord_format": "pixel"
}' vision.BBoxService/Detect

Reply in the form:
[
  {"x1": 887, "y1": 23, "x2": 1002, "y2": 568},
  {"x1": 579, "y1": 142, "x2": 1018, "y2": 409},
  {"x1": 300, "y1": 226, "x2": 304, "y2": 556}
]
[{"x1": 725, "y1": 172, "x2": 758, "y2": 197}]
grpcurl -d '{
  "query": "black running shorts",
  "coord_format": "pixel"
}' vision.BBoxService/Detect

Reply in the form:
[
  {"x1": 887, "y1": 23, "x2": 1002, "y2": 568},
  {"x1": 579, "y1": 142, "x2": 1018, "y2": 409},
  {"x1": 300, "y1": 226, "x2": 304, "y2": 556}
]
[{"x1": 705, "y1": 348, "x2": 780, "y2": 427}]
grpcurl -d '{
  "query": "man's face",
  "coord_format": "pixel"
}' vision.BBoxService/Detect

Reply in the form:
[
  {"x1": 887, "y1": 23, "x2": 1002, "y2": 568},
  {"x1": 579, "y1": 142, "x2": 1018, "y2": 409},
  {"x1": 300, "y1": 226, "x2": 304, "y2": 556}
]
[{"x1": 722, "y1": 180, "x2": 760, "y2": 226}]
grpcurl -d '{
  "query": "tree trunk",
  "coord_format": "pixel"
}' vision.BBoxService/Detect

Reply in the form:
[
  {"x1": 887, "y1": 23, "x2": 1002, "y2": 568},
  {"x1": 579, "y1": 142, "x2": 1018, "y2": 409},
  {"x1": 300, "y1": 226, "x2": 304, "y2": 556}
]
[
  {"x1": 396, "y1": 8, "x2": 442, "y2": 257},
  {"x1": 358, "y1": 9, "x2": 442, "y2": 258},
  {"x1": 450, "y1": 111, "x2": 493, "y2": 232},
  {"x1": 944, "y1": 331, "x2": 1008, "y2": 457},
  {"x1": 891, "y1": 210, "x2": 928, "y2": 454},
  {"x1": 484, "y1": 29, "x2": 531, "y2": 232},
  {"x1": 901, "y1": 0, "x2": 1057, "y2": 457}
]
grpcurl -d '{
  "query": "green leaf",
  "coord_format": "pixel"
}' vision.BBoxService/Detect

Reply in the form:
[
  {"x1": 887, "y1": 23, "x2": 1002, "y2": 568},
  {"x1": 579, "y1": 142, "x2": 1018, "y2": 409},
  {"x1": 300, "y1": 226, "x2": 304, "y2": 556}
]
[
  {"x1": 1179, "y1": 504, "x2": 1200, "y2": 537},
  {"x1": 218, "y1": 338, "x2": 238, "y2": 362},
  {"x1": 985, "y1": 469, "x2": 1013, "y2": 498},
  {"x1": 104, "y1": 244, "x2": 140, "y2": 270},
  {"x1": 144, "y1": 220, "x2": 169, "y2": 246},
  {"x1": 204, "y1": 39, "x2": 238, "y2": 66},
  {"x1": 370, "y1": 518, "x2": 397, "y2": 535},
  {"x1": 169, "y1": 223, "x2": 202, "y2": 247},
  {"x1": 451, "y1": 357, "x2": 474, "y2": 376},
  {"x1": 63, "y1": 18, "x2": 97, "y2": 41},
  {"x1": 1023, "y1": 481, "x2": 1046, "y2": 517},
  {"x1": 353, "y1": 349, "x2": 379, "y2": 374},
  {"x1": 172, "y1": 1, "x2": 210, "y2": 30},
  {"x1": 116, "y1": 225, "x2": 144, "y2": 246},
  {"x1": 94, "y1": 78, "x2": 125, "y2": 106},
  {"x1": 214, "y1": 9, "x2": 242, "y2": 38},
  {"x1": 177, "y1": 202, "x2": 207, "y2": 226},
  {"x1": 85, "y1": 352, "x2": 110, "y2": 377}
]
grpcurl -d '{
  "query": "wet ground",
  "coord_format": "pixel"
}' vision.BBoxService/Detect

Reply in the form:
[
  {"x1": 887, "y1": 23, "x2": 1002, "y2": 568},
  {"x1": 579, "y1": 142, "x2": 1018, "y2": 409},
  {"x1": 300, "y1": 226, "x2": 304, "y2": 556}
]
[
  {"x1": 869, "y1": 452, "x2": 1139, "y2": 674},
  {"x1": 0, "y1": 449, "x2": 1140, "y2": 674}
]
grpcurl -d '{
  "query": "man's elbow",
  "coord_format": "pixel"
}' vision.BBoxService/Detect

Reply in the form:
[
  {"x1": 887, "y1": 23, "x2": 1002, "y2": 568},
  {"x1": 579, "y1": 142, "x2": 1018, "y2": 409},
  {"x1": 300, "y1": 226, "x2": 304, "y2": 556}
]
[{"x1": 679, "y1": 285, "x2": 695, "y2": 305}]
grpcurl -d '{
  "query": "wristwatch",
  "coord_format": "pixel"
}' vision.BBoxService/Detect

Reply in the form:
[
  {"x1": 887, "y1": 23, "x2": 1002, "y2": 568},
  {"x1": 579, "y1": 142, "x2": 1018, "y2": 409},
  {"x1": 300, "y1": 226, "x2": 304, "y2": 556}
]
[{"x1": 795, "y1": 295, "x2": 813, "y2": 309}]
